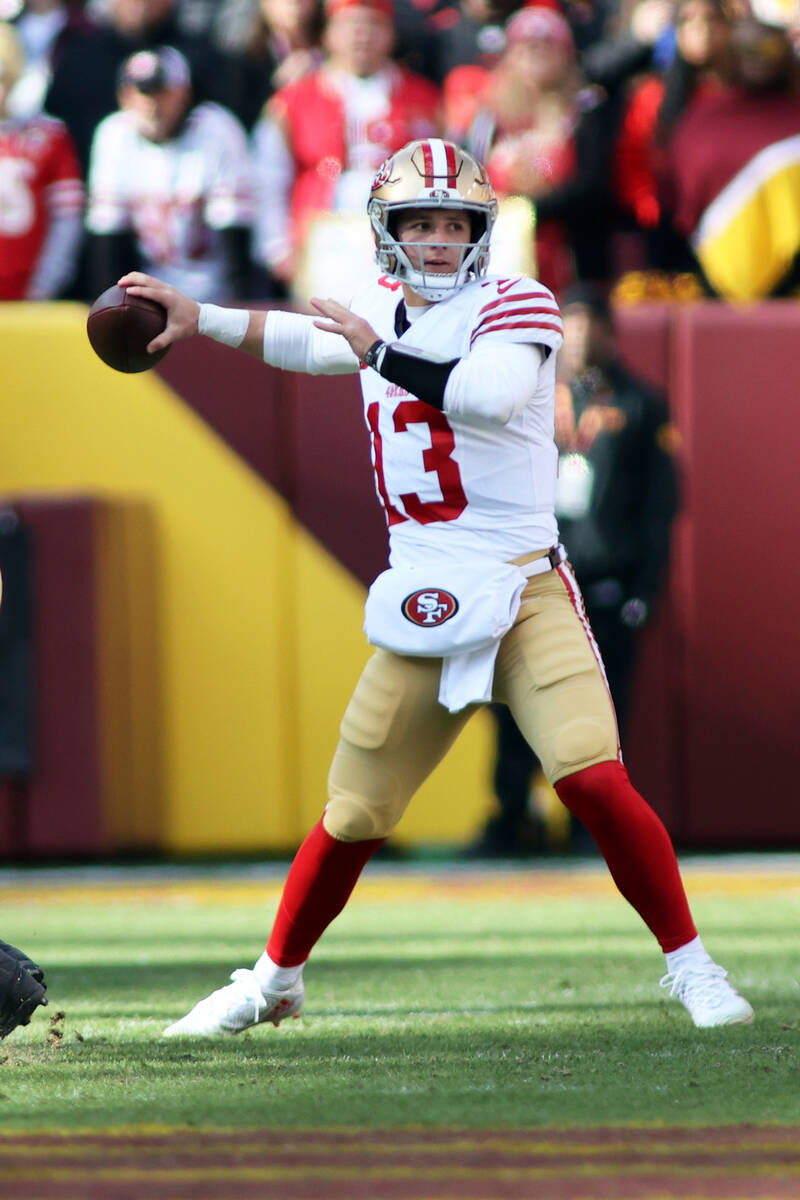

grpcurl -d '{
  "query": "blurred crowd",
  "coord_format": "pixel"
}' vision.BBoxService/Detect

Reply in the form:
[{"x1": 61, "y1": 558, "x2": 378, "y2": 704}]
[{"x1": 2, "y1": 0, "x2": 800, "y2": 307}]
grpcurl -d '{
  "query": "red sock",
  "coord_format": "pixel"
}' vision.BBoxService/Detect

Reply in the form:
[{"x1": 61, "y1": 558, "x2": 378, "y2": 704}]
[
  {"x1": 266, "y1": 819, "x2": 384, "y2": 967},
  {"x1": 555, "y1": 761, "x2": 697, "y2": 952}
]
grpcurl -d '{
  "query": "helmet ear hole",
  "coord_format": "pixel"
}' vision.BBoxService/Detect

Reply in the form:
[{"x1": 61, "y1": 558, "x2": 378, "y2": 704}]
[{"x1": 469, "y1": 213, "x2": 485, "y2": 242}]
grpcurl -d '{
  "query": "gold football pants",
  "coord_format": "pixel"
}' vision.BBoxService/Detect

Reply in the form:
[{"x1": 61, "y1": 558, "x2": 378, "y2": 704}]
[{"x1": 325, "y1": 561, "x2": 621, "y2": 842}]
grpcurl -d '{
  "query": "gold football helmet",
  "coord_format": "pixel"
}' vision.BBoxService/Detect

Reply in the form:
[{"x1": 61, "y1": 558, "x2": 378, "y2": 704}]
[{"x1": 367, "y1": 139, "x2": 498, "y2": 301}]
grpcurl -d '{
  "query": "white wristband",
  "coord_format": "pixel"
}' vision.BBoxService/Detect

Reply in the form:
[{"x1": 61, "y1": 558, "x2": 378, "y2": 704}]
[{"x1": 197, "y1": 303, "x2": 250, "y2": 348}]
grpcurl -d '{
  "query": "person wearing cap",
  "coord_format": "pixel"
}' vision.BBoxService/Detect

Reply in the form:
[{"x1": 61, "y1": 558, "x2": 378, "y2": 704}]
[
  {"x1": 85, "y1": 44, "x2": 255, "y2": 301},
  {"x1": 0, "y1": 19, "x2": 84, "y2": 299},
  {"x1": 467, "y1": 281, "x2": 679, "y2": 857},
  {"x1": 44, "y1": 0, "x2": 240, "y2": 178},
  {"x1": 444, "y1": 4, "x2": 618, "y2": 293},
  {"x1": 251, "y1": 0, "x2": 441, "y2": 290}
]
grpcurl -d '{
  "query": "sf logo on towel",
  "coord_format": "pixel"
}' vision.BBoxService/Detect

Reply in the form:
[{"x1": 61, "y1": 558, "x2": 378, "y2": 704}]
[{"x1": 402, "y1": 589, "x2": 459, "y2": 626}]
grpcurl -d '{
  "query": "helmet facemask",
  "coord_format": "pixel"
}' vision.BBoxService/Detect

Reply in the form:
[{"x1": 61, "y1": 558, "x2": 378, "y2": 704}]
[{"x1": 370, "y1": 202, "x2": 493, "y2": 302}]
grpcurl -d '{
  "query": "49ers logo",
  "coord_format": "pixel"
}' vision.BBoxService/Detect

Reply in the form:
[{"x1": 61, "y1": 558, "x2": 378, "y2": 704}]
[
  {"x1": 371, "y1": 157, "x2": 394, "y2": 191},
  {"x1": 402, "y1": 589, "x2": 459, "y2": 626}
]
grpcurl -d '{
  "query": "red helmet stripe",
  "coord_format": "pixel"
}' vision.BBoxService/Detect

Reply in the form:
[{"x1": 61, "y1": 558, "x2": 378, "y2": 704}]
[
  {"x1": 444, "y1": 142, "x2": 458, "y2": 188},
  {"x1": 421, "y1": 141, "x2": 435, "y2": 186}
]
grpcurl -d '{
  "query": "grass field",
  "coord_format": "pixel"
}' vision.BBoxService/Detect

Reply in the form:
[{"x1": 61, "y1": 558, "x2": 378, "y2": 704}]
[{"x1": 1, "y1": 856, "x2": 798, "y2": 1134}]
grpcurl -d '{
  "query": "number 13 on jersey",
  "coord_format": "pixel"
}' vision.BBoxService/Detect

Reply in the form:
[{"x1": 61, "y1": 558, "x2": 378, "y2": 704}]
[{"x1": 366, "y1": 399, "x2": 468, "y2": 527}]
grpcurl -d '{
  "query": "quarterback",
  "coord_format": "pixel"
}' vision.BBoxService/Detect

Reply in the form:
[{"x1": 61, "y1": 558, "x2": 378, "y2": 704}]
[{"x1": 121, "y1": 139, "x2": 753, "y2": 1033}]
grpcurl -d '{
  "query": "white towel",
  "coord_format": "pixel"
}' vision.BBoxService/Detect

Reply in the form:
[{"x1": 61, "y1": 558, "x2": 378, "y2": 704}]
[
  {"x1": 438, "y1": 641, "x2": 503, "y2": 712},
  {"x1": 363, "y1": 560, "x2": 529, "y2": 711}
]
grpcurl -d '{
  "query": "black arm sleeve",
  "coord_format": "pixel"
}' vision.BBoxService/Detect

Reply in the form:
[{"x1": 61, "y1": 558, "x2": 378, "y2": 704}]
[{"x1": 376, "y1": 343, "x2": 461, "y2": 410}]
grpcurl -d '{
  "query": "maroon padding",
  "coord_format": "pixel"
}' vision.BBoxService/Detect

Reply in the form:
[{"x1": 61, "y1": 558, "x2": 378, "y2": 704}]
[
  {"x1": 614, "y1": 306, "x2": 681, "y2": 837},
  {"x1": 615, "y1": 303, "x2": 673, "y2": 392},
  {"x1": 0, "y1": 498, "x2": 109, "y2": 857},
  {"x1": 671, "y1": 302, "x2": 800, "y2": 845}
]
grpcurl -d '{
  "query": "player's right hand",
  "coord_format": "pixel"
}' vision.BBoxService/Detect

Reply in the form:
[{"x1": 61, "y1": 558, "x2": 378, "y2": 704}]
[{"x1": 118, "y1": 272, "x2": 200, "y2": 354}]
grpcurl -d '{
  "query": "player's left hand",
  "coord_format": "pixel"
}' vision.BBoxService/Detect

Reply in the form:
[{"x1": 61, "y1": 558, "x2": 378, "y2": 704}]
[{"x1": 311, "y1": 298, "x2": 380, "y2": 362}]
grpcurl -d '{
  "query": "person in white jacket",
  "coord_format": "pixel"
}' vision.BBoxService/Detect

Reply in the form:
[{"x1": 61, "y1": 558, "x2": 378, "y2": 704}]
[{"x1": 86, "y1": 44, "x2": 254, "y2": 301}]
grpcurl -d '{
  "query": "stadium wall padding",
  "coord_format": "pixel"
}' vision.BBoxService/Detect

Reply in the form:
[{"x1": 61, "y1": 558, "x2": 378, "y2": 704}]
[
  {"x1": 618, "y1": 301, "x2": 800, "y2": 846},
  {"x1": 0, "y1": 302, "x2": 494, "y2": 856},
  {"x1": 2, "y1": 299, "x2": 800, "y2": 854},
  {"x1": 667, "y1": 303, "x2": 800, "y2": 844}
]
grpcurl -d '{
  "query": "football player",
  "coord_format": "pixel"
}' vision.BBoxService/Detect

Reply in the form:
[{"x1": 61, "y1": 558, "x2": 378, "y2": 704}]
[{"x1": 120, "y1": 138, "x2": 753, "y2": 1033}]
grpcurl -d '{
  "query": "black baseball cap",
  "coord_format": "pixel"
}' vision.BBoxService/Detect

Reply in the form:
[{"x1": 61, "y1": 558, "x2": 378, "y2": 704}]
[{"x1": 118, "y1": 46, "x2": 191, "y2": 94}]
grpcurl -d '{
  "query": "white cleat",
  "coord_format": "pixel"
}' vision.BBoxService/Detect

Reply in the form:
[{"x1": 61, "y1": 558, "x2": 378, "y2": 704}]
[
  {"x1": 660, "y1": 961, "x2": 754, "y2": 1028},
  {"x1": 163, "y1": 969, "x2": 304, "y2": 1037}
]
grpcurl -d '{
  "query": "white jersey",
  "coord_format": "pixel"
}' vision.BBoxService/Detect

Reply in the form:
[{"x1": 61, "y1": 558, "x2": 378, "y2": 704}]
[
  {"x1": 87, "y1": 102, "x2": 254, "y2": 302},
  {"x1": 352, "y1": 274, "x2": 563, "y2": 567},
  {"x1": 263, "y1": 272, "x2": 563, "y2": 566}
]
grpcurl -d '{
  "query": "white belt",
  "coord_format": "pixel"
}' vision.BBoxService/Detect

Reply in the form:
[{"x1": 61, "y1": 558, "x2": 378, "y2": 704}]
[{"x1": 519, "y1": 544, "x2": 566, "y2": 579}]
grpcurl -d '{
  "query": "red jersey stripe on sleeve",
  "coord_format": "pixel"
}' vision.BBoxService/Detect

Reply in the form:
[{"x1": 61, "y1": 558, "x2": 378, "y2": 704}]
[
  {"x1": 477, "y1": 290, "x2": 556, "y2": 317},
  {"x1": 475, "y1": 304, "x2": 563, "y2": 327},
  {"x1": 470, "y1": 319, "x2": 563, "y2": 347},
  {"x1": 471, "y1": 303, "x2": 562, "y2": 345}
]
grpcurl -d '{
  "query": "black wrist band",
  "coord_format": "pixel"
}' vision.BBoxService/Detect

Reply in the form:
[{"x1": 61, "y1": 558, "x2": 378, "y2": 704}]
[{"x1": 362, "y1": 339, "x2": 385, "y2": 369}]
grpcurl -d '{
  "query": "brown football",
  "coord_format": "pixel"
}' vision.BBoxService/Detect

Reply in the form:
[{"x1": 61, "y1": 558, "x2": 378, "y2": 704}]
[{"x1": 86, "y1": 284, "x2": 169, "y2": 373}]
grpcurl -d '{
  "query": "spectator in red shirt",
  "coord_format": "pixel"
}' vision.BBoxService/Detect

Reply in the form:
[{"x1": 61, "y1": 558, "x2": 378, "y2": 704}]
[
  {"x1": 0, "y1": 20, "x2": 84, "y2": 299},
  {"x1": 251, "y1": 0, "x2": 441, "y2": 291}
]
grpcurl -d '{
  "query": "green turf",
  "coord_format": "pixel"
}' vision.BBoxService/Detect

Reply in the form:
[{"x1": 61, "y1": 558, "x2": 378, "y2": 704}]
[{"x1": 1, "y1": 871, "x2": 798, "y2": 1130}]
